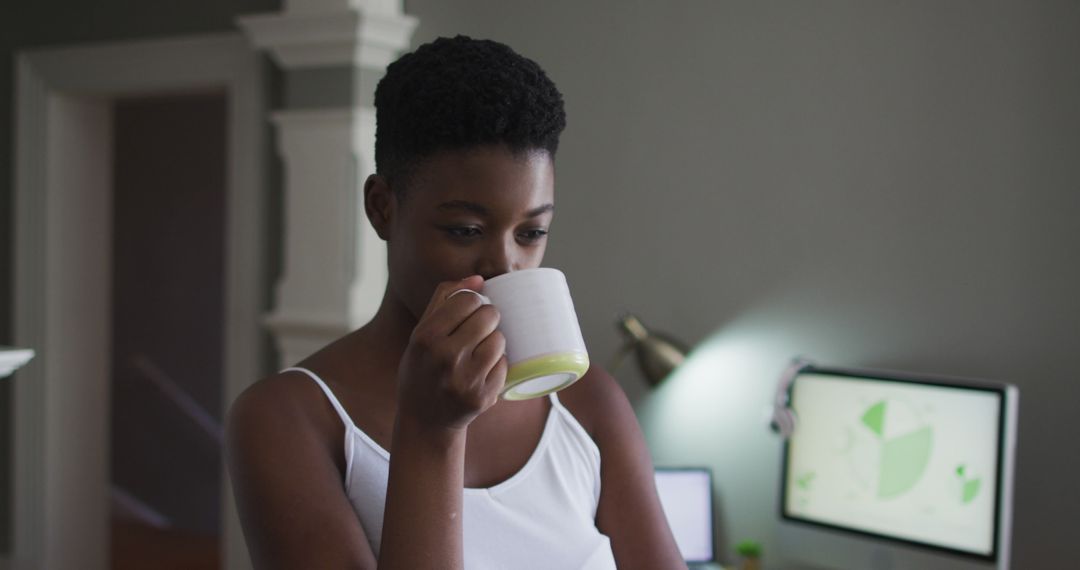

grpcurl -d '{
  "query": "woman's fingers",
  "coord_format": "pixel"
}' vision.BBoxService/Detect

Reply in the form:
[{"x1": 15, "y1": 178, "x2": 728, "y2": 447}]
[
  {"x1": 483, "y1": 354, "x2": 509, "y2": 403},
  {"x1": 418, "y1": 276, "x2": 484, "y2": 323},
  {"x1": 448, "y1": 304, "x2": 499, "y2": 350},
  {"x1": 471, "y1": 329, "x2": 506, "y2": 378},
  {"x1": 442, "y1": 308, "x2": 503, "y2": 402},
  {"x1": 423, "y1": 296, "x2": 487, "y2": 340}
]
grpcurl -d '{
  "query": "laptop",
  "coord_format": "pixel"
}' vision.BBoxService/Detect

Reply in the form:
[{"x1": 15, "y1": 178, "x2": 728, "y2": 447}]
[{"x1": 654, "y1": 467, "x2": 725, "y2": 569}]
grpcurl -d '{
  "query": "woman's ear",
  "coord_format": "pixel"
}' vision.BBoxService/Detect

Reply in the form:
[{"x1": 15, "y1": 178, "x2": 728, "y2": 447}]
[{"x1": 364, "y1": 174, "x2": 395, "y2": 241}]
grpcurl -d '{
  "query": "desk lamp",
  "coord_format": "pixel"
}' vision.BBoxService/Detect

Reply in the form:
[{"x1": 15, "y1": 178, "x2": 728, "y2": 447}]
[{"x1": 612, "y1": 313, "x2": 689, "y2": 387}]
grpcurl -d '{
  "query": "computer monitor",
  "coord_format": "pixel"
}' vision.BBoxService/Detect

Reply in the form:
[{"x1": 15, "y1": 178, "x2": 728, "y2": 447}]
[
  {"x1": 655, "y1": 467, "x2": 715, "y2": 565},
  {"x1": 778, "y1": 365, "x2": 1018, "y2": 570}
]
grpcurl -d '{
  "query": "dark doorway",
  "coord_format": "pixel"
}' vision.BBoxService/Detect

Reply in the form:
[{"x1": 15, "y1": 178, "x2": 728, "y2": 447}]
[{"x1": 109, "y1": 92, "x2": 227, "y2": 570}]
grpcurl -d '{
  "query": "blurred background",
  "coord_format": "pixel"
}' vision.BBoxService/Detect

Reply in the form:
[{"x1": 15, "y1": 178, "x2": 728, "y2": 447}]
[{"x1": 1, "y1": 0, "x2": 1078, "y2": 569}]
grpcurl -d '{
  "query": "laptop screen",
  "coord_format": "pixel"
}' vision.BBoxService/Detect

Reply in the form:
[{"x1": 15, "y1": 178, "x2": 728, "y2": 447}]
[{"x1": 655, "y1": 467, "x2": 715, "y2": 563}]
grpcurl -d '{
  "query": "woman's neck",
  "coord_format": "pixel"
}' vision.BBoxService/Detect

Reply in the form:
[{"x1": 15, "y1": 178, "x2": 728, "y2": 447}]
[{"x1": 352, "y1": 287, "x2": 417, "y2": 368}]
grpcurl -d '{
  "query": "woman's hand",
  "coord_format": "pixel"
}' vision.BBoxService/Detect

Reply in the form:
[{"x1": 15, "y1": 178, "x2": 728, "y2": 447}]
[{"x1": 396, "y1": 275, "x2": 508, "y2": 433}]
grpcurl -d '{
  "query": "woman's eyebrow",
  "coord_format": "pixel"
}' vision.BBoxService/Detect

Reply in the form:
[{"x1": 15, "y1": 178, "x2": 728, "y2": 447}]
[
  {"x1": 435, "y1": 201, "x2": 554, "y2": 218},
  {"x1": 525, "y1": 204, "x2": 555, "y2": 218}
]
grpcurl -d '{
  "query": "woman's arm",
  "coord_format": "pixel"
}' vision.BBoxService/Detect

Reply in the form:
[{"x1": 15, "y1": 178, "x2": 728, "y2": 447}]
[
  {"x1": 378, "y1": 276, "x2": 506, "y2": 569},
  {"x1": 564, "y1": 367, "x2": 688, "y2": 570},
  {"x1": 227, "y1": 377, "x2": 378, "y2": 569}
]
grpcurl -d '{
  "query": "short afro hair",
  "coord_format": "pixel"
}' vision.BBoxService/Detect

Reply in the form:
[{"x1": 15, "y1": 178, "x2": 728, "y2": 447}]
[{"x1": 373, "y1": 35, "x2": 567, "y2": 190}]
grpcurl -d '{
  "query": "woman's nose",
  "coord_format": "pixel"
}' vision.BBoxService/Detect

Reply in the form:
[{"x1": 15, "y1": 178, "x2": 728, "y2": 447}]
[{"x1": 476, "y1": 237, "x2": 515, "y2": 280}]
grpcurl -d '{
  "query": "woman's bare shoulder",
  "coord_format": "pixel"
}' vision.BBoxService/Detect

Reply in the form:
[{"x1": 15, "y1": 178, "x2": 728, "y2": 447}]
[
  {"x1": 225, "y1": 367, "x2": 378, "y2": 568},
  {"x1": 232, "y1": 369, "x2": 322, "y2": 419},
  {"x1": 227, "y1": 367, "x2": 344, "y2": 459},
  {"x1": 557, "y1": 365, "x2": 636, "y2": 441}
]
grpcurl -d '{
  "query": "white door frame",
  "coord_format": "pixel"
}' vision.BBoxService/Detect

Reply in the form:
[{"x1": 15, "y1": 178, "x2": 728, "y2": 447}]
[{"x1": 11, "y1": 33, "x2": 265, "y2": 570}]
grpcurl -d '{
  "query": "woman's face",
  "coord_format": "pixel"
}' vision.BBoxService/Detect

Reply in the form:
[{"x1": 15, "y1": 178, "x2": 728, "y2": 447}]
[{"x1": 377, "y1": 145, "x2": 556, "y2": 320}]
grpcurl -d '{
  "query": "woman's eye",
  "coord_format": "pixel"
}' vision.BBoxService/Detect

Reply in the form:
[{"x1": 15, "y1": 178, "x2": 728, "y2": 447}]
[
  {"x1": 519, "y1": 228, "x2": 549, "y2": 242},
  {"x1": 445, "y1": 226, "x2": 482, "y2": 239}
]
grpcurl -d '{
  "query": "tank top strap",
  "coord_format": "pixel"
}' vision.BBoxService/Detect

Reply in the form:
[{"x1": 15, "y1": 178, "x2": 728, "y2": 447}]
[
  {"x1": 283, "y1": 366, "x2": 357, "y2": 430},
  {"x1": 548, "y1": 392, "x2": 592, "y2": 441},
  {"x1": 549, "y1": 391, "x2": 579, "y2": 414}
]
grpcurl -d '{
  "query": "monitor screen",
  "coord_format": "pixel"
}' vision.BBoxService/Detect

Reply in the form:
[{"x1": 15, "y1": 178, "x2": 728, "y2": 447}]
[
  {"x1": 655, "y1": 467, "x2": 714, "y2": 563},
  {"x1": 781, "y1": 367, "x2": 1012, "y2": 562}
]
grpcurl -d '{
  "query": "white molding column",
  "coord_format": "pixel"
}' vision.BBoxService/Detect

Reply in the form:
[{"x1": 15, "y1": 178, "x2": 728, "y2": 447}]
[{"x1": 240, "y1": 1, "x2": 417, "y2": 367}]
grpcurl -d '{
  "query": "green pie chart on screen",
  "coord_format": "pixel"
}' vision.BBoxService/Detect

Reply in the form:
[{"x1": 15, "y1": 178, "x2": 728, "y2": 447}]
[
  {"x1": 859, "y1": 400, "x2": 934, "y2": 499},
  {"x1": 957, "y1": 465, "x2": 983, "y2": 504}
]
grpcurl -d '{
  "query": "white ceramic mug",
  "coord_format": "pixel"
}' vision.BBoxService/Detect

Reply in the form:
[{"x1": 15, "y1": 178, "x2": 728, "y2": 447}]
[{"x1": 452, "y1": 268, "x2": 590, "y2": 400}]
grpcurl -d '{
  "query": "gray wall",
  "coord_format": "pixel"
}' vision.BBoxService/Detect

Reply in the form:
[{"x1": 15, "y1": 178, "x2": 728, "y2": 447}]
[
  {"x1": 407, "y1": 0, "x2": 1079, "y2": 567},
  {"x1": 0, "y1": 0, "x2": 281, "y2": 554}
]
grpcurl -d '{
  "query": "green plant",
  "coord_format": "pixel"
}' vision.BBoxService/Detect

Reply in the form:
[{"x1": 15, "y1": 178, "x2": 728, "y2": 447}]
[{"x1": 735, "y1": 540, "x2": 762, "y2": 558}]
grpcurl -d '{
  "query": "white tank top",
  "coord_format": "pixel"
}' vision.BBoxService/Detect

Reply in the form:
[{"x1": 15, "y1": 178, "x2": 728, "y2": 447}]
[{"x1": 286, "y1": 367, "x2": 618, "y2": 570}]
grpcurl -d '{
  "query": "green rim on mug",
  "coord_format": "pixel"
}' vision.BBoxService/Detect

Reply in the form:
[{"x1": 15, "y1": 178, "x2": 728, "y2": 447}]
[{"x1": 501, "y1": 351, "x2": 590, "y2": 400}]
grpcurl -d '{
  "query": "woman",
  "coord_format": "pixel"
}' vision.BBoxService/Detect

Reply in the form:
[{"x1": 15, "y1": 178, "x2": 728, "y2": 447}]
[{"x1": 227, "y1": 35, "x2": 686, "y2": 569}]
